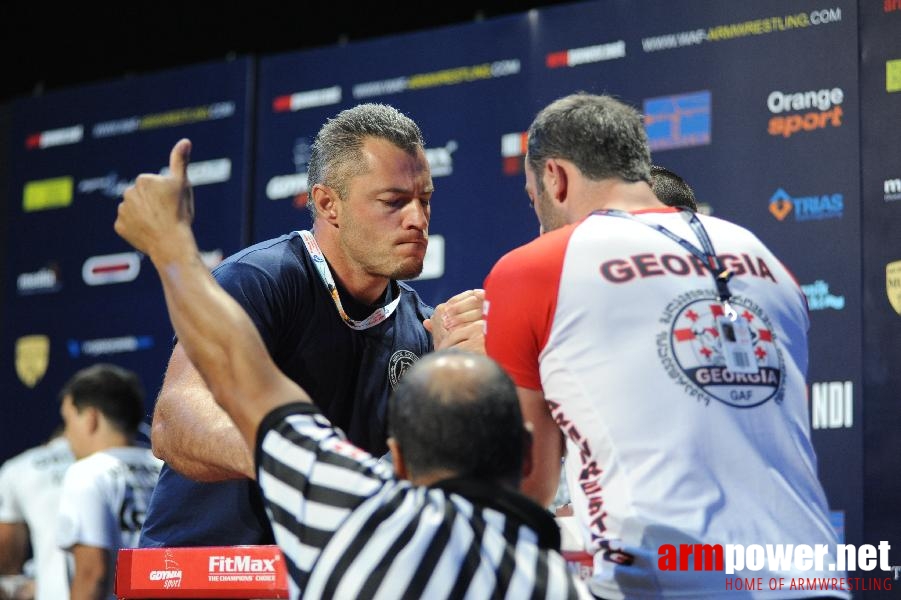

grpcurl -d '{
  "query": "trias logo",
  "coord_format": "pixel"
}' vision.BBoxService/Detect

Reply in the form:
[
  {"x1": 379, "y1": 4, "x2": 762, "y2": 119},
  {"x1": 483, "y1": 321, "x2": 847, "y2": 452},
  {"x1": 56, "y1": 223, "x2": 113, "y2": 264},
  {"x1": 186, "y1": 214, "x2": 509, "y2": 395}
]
[
  {"x1": 800, "y1": 280, "x2": 845, "y2": 311},
  {"x1": 768, "y1": 188, "x2": 843, "y2": 222},
  {"x1": 209, "y1": 555, "x2": 277, "y2": 573},
  {"x1": 767, "y1": 87, "x2": 844, "y2": 138}
]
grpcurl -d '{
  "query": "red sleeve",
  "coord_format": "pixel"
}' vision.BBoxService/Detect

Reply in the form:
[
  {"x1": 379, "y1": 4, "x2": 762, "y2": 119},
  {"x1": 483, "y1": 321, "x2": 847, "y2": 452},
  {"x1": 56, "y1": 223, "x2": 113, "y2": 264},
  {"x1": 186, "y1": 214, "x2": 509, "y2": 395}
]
[{"x1": 484, "y1": 226, "x2": 573, "y2": 390}]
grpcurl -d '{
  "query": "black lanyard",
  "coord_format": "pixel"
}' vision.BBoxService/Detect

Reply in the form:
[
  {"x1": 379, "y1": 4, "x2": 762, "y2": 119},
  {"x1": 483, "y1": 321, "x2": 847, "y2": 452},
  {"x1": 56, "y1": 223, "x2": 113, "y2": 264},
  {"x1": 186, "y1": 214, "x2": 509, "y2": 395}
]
[{"x1": 592, "y1": 209, "x2": 737, "y2": 315}]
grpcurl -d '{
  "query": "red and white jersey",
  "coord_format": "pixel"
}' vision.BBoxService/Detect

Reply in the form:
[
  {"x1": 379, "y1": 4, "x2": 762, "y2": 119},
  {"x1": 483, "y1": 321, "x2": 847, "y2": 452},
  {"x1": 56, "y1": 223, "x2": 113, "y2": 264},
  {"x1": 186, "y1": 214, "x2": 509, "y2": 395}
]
[{"x1": 485, "y1": 209, "x2": 845, "y2": 599}]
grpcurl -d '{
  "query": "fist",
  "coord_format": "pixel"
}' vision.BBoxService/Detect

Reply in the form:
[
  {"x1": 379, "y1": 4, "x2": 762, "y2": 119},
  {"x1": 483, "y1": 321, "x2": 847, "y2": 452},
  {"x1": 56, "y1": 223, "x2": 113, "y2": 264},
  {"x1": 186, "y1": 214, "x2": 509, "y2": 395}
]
[{"x1": 424, "y1": 289, "x2": 486, "y2": 353}]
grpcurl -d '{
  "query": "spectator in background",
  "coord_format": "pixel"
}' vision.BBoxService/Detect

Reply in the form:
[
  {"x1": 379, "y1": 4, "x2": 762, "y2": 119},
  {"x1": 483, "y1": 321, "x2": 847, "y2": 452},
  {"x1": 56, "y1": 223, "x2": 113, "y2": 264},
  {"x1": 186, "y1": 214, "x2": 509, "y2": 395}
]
[
  {"x1": 0, "y1": 427, "x2": 73, "y2": 600},
  {"x1": 55, "y1": 364, "x2": 161, "y2": 600},
  {"x1": 649, "y1": 164, "x2": 698, "y2": 212}
]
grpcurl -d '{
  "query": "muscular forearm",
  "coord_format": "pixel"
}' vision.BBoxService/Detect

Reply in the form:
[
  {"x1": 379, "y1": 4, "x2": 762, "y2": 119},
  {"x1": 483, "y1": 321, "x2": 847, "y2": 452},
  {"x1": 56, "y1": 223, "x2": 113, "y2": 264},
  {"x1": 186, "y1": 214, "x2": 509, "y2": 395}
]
[{"x1": 517, "y1": 387, "x2": 564, "y2": 508}]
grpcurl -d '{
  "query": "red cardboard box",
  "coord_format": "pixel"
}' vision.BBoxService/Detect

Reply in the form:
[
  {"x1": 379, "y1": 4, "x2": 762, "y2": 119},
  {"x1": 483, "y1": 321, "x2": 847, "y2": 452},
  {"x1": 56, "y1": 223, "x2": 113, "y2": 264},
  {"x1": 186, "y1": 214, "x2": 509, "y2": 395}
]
[{"x1": 116, "y1": 545, "x2": 289, "y2": 598}]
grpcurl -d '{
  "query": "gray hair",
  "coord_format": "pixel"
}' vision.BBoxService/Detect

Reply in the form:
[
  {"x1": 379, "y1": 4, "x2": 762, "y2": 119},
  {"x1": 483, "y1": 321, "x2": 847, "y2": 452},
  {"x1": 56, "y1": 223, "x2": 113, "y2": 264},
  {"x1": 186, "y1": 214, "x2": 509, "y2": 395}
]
[
  {"x1": 527, "y1": 93, "x2": 651, "y2": 184},
  {"x1": 307, "y1": 103, "x2": 424, "y2": 219}
]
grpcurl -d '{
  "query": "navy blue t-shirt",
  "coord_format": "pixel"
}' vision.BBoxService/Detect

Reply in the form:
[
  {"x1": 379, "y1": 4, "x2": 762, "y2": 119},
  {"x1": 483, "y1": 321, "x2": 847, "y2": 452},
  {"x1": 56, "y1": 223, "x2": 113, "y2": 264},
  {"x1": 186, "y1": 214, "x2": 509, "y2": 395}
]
[{"x1": 139, "y1": 232, "x2": 433, "y2": 547}]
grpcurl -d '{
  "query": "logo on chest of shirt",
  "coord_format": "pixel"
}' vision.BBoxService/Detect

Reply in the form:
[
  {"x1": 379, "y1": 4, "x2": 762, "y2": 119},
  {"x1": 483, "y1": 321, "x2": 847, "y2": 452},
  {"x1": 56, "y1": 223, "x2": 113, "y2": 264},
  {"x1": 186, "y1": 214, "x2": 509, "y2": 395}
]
[
  {"x1": 657, "y1": 292, "x2": 785, "y2": 408},
  {"x1": 388, "y1": 350, "x2": 420, "y2": 388}
]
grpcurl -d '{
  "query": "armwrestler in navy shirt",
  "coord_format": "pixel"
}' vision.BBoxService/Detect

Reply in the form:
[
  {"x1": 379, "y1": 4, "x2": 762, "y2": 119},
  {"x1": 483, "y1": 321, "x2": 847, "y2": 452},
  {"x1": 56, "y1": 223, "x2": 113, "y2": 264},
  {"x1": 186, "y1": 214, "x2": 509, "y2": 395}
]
[{"x1": 139, "y1": 104, "x2": 484, "y2": 547}]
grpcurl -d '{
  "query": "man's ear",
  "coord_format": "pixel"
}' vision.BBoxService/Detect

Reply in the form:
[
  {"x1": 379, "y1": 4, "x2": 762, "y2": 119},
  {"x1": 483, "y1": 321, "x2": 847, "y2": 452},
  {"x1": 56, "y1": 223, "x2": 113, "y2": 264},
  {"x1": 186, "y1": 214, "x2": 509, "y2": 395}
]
[
  {"x1": 310, "y1": 183, "x2": 340, "y2": 226},
  {"x1": 84, "y1": 406, "x2": 100, "y2": 435},
  {"x1": 387, "y1": 437, "x2": 409, "y2": 481},
  {"x1": 544, "y1": 159, "x2": 569, "y2": 203}
]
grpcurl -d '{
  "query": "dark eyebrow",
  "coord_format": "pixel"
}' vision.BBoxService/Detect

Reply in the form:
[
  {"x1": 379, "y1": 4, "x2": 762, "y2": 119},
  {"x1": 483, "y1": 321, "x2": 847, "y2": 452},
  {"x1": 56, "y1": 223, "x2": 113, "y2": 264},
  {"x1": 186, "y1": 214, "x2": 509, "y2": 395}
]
[{"x1": 377, "y1": 186, "x2": 434, "y2": 195}]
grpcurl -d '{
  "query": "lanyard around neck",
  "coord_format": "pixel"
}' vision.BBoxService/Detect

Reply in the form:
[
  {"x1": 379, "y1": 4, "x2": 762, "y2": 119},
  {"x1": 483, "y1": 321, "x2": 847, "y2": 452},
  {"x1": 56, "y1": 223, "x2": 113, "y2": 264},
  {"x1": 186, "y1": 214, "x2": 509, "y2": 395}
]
[
  {"x1": 298, "y1": 230, "x2": 401, "y2": 330},
  {"x1": 591, "y1": 209, "x2": 738, "y2": 319}
]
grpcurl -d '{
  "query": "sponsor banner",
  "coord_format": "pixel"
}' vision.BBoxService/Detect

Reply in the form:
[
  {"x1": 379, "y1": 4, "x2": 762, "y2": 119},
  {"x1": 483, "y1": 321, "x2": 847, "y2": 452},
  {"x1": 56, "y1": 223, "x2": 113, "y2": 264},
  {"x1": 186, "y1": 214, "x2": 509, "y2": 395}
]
[
  {"x1": 25, "y1": 124, "x2": 84, "y2": 150},
  {"x1": 424, "y1": 141, "x2": 457, "y2": 178},
  {"x1": 77, "y1": 172, "x2": 131, "y2": 199},
  {"x1": 887, "y1": 261, "x2": 901, "y2": 315},
  {"x1": 272, "y1": 85, "x2": 342, "y2": 112},
  {"x1": 500, "y1": 131, "x2": 527, "y2": 175},
  {"x1": 82, "y1": 252, "x2": 141, "y2": 286},
  {"x1": 161, "y1": 158, "x2": 232, "y2": 187},
  {"x1": 67, "y1": 336, "x2": 154, "y2": 358},
  {"x1": 266, "y1": 173, "x2": 308, "y2": 203},
  {"x1": 546, "y1": 40, "x2": 626, "y2": 68},
  {"x1": 644, "y1": 91, "x2": 712, "y2": 151},
  {"x1": 768, "y1": 188, "x2": 844, "y2": 222},
  {"x1": 92, "y1": 101, "x2": 236, "y2": 139},
  {"x1": 116, "y1": 546, "x2": 288, "y2": 597},
  {"x1": 800, "y1": 280, "x2": 845, "y2": 311},
  {"x1": 15, "y1": 335, "x2": 50, "y2": 389},
  {"x1": 885, "y1": 178, "x2": 901, "y2": 202},
  {"x1": 767, "y1": 87, "x2": 844, "y2": 138},
  {"x1": 641, "y1": 7, "x2": 843, "y2": 52},
  {"x1": 17, "y1": 265, "x2": 62, "y2": 296},
  {"x1": 888, "y1": 59, "x2": 901, "y2": 93},
  {"x1": 810, "y1": 381, "x2": 853, "y2": 429},
  {"x1": 22, "y1": 176, "x2": 74, "y2": 212},
  {"x1": 81, "y1": 159, "x2": 233, "y2": 199},
  {"x1": 352, "y1": 58, "x2": 521, "y2": 99}
]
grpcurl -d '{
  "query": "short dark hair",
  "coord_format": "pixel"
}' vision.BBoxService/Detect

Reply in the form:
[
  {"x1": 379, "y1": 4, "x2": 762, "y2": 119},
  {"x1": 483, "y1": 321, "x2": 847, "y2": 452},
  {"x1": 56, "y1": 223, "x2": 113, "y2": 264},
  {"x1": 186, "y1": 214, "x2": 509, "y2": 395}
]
[
  {"x1": 527, "y1": 92, "x2": 651, "y2": 184},
  {"x1": 307, "y1": 103, "x2": 425, "y2": 219},
  {"x1": 388, "y1": 351, "x2": 525, "y2": 486},
  {"x1": 59, "y1": 364, "x2": 145, "y2": 435},
  {"x1": 650, "y1": 165, "x2": 698, "y2": 212}
]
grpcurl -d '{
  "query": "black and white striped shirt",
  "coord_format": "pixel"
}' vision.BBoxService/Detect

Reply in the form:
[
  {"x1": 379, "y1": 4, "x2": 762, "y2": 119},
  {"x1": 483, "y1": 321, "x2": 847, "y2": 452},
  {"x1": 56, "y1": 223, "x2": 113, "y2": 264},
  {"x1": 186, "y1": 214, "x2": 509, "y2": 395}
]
[{"x1": 255, "y1": 403, "x2": 590, "y2": 599}]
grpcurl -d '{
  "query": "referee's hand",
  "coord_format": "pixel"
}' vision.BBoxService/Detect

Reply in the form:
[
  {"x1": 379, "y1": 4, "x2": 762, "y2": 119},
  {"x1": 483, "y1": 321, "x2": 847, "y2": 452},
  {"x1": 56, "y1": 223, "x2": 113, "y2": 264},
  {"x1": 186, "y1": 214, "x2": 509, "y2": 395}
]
[{"x1": 115, "y1": 139, "x2": 196, "y2": 261}]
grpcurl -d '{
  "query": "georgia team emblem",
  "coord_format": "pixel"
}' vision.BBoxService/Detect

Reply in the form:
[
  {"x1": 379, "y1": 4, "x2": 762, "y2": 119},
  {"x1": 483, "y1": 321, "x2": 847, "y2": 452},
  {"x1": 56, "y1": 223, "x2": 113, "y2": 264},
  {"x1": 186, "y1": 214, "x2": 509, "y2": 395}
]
[
  {"x1": 658, "y1": 294, "x2": 785, "y2": 408},
  {"x1": 388, "y1": 350, "x2": 419, "y2": 389}
]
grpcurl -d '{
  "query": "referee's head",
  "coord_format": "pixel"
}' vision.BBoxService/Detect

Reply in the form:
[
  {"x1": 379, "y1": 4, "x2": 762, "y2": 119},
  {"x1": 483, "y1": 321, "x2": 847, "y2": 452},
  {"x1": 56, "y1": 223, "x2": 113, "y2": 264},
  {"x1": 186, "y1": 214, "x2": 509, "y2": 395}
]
[{"x1": 387, "y1": 351, "x2": 530, "y2": 488}]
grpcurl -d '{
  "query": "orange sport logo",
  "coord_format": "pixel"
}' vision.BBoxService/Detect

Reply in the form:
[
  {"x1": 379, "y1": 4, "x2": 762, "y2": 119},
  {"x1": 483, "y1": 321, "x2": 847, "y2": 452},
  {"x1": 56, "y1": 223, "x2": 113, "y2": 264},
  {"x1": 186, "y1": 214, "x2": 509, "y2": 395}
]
[{"x1": 767, "y1": 87, "x2": 844, "y2": 138}]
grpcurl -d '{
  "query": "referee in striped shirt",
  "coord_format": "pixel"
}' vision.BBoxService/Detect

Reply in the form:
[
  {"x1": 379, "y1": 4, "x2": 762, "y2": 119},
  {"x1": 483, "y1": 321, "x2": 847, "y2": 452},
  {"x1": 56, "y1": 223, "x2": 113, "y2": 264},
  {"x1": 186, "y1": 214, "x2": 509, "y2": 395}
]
[{"x1": 115, "y1": 139, "x2": 590, "y2": 599}]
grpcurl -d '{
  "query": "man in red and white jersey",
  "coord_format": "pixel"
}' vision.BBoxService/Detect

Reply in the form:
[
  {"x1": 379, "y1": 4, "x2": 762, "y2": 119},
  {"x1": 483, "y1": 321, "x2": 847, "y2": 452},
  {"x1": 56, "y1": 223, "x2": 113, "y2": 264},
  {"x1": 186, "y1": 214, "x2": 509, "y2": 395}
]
[{"x1": 484, "y1": 93, "x2": 846, "y2": 599}]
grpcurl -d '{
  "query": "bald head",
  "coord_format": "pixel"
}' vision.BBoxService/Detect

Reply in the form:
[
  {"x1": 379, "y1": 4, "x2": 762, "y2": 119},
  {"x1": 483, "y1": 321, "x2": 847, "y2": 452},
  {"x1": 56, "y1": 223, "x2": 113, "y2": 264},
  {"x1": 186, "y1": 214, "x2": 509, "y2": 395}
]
[{"x1": 388, "y1": 351, "x2": 526, "y2": 486}]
